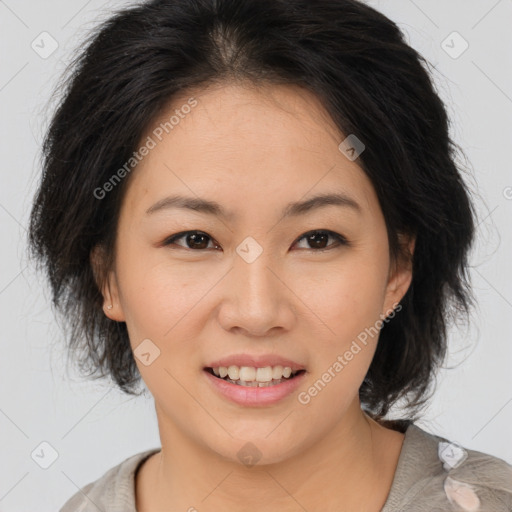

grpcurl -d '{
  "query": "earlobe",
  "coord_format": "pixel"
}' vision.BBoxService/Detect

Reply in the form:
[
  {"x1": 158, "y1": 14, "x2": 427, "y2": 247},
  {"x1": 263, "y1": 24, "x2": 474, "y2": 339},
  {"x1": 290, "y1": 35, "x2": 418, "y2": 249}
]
[
  {"x1": 102, "y1": 271, "x2": 126, "y2": 322},
  {"x1": 90, "y1": 245, "x2": 125, "y2": 322},
  {"x1": 382, "y1": 234, "x2": 415, "y2": 317},
  {"x1": 102, "y1": 299, "x2": 114, "y2": 316}
]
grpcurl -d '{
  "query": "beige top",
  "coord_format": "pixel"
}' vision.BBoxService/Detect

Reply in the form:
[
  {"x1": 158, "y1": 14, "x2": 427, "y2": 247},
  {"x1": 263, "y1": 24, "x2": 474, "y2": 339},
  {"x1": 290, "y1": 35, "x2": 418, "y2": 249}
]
[{"x1": 59, "y1": 424, "x2": 512, "y2": 511}]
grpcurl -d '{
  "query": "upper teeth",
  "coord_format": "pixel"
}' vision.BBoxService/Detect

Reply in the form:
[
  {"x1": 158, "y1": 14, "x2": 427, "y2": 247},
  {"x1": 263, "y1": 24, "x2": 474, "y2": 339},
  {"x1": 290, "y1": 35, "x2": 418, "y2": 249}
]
[{"x1": 212, "y1": 365, "x2": 294, "y2": 382}]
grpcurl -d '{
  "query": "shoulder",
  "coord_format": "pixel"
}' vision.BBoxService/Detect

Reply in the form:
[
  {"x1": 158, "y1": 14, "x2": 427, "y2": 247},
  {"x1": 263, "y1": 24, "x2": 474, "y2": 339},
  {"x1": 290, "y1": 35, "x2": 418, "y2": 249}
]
[
  {"x1": 59, "y1": 448, "x2": 160, "y2": 512},
  {"x1": 382, "y1": 423, "x2": 512, "y2": 512}
]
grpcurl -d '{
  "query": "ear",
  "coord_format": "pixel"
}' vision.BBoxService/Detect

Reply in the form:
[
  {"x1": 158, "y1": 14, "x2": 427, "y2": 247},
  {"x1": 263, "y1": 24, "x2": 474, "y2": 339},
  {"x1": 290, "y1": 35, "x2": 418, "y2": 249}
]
[
  {"x1": 90, "y1": 245, "x2": 126, "y2": 322},
  {"x1": 381, "y1": 233, "x2": 415, "y2": 317}
]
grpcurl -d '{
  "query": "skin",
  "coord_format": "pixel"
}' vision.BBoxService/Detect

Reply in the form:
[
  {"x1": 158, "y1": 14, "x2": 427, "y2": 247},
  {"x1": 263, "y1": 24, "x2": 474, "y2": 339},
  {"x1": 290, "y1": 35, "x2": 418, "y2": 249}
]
[{"x1": 94, "y1": 81, "x2": 414, "y2": 512}]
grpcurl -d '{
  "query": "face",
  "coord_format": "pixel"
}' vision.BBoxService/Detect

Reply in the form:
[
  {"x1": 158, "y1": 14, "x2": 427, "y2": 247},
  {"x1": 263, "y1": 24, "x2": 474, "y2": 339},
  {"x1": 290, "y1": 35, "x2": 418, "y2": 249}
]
[{"x1": 98, "y1": 82, "x2": 412, "y2": 465}]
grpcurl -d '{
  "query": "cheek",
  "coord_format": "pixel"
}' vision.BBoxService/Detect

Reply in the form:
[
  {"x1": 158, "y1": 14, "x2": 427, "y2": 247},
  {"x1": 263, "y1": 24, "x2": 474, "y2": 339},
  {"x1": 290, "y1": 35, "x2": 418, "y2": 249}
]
[
  {"x1": 115, "y1": 252, "x2": 210, "y2": 412},
  {"x1": 115, "y1": 238, "x2": 213, "y2": 340},
  {"x1": 293, "y1": 262, "x2": 387, "y2": 415},
  {"x1": 293, "y1": 255, "x2": 389, "y2": 344}
]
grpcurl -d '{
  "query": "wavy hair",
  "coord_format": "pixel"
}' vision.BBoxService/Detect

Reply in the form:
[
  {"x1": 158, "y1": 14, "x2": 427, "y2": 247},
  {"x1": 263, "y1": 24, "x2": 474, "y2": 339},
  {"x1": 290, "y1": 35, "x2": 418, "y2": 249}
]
[{"x1": 28, "y1": 0, "x2": 476, "y2": 424}]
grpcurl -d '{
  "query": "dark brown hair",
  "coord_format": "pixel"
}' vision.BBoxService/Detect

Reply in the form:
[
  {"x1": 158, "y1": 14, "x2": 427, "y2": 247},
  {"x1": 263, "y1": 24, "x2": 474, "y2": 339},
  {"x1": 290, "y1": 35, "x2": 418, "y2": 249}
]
[{"x1": 28, "y1": 0, "x2": 476, "y2": 424}]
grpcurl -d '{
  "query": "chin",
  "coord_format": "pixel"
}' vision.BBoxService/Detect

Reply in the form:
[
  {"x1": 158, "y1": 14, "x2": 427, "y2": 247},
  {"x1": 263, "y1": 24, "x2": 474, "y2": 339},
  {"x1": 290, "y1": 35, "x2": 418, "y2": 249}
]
[{"x1": 200, "y1": 425, "x2": 308, "y2": 468}]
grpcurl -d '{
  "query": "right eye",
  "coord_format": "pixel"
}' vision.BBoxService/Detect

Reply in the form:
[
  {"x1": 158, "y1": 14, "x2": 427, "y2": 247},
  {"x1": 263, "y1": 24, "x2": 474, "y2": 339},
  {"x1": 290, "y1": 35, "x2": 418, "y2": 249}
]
[{"x1": 162, "y1": 230, "x2": 221, "y2": 250}]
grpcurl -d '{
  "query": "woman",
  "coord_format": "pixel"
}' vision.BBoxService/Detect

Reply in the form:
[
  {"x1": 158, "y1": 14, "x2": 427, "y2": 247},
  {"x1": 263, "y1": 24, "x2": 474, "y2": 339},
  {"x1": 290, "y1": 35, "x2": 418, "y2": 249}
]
[{"x1": 28, "y1": 0, "x2": 512, "y2": 510}]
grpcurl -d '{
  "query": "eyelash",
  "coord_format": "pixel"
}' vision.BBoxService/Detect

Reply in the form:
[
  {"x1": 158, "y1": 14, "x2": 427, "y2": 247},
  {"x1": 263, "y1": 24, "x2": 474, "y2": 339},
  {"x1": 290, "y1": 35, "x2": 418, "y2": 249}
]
[{"x1": 162, "y1": 229, "x2": 348, "y2": 252}]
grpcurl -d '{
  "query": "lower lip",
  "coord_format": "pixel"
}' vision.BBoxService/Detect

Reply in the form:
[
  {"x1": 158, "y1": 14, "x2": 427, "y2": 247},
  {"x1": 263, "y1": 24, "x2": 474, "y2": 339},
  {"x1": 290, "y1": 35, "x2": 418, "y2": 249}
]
[{"x1": 203, "y1": 369, "x2": 306, "y2": 407}]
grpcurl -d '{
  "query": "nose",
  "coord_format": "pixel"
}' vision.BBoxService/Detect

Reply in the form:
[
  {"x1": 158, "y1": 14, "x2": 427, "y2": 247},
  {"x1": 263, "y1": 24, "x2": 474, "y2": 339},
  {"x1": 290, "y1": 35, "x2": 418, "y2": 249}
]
[{"x1": 216, "y1": 247, "x2": 295, "y2": 337}]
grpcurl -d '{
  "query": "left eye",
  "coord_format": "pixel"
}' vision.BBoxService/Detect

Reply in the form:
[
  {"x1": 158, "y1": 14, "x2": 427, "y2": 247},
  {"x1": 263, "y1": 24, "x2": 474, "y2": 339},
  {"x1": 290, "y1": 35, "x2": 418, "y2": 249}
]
[
  {"x1": 293, "y1": 230, "x2": 347, "y2": 251},
  {"x1": 162, "y1": 229, "x2": 347, "y2": 251}
]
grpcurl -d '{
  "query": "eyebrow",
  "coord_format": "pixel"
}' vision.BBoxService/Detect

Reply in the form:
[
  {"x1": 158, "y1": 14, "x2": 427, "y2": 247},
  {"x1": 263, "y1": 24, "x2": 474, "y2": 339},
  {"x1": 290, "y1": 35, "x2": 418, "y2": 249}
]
[{"x1": 145, "y1": 192, "x2": 361, "y2": 219}]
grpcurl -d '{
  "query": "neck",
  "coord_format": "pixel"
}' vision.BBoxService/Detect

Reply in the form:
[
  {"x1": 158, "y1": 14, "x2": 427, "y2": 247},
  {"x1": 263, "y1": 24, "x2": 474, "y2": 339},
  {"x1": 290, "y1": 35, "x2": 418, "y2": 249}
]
[{"x1": 136, "y1": 400, "x2": 404, "y2": 512}]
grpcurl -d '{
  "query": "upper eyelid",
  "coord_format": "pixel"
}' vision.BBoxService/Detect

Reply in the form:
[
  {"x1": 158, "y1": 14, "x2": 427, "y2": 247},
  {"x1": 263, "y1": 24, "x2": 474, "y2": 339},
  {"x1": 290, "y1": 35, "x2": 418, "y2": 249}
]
[{"x1": 294, "y1": 229, "x2": 346, "y2": 242}]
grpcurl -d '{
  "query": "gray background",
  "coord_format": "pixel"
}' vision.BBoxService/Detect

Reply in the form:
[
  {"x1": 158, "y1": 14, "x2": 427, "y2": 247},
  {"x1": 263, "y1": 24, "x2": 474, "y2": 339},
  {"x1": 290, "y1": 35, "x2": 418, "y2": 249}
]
[{"x1": 0, "y1": 1, "x2": 511, "y2": 510}]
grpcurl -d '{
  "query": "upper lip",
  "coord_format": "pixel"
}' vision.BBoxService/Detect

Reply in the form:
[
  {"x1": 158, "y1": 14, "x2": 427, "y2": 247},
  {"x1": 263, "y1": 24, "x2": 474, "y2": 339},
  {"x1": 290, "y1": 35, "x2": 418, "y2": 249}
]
[{"x1": 205, "y1": 354, "x2": 306, "y2": 373}]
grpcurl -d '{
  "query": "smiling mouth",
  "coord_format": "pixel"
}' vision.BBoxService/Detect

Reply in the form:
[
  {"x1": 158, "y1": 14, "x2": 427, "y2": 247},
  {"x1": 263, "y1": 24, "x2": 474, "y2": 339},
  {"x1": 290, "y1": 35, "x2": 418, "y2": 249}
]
[{"x1": 204, "y1": 367, "x2": 306, "y2": 387}]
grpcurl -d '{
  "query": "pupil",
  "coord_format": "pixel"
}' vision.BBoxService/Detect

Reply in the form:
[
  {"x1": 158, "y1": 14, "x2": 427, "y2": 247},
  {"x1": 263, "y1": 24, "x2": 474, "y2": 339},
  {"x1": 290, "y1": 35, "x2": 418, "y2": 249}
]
[
  {"x1": 308, "y1": 233, "x2": 328, "y2": 249},
  {"x1": 188, "y1": 233, "x2": 208, "y2": 249}
]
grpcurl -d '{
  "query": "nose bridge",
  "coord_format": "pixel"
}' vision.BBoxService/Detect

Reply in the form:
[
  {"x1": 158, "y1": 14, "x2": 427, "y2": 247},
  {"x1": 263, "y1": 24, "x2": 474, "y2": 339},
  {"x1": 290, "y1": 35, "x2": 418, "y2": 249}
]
[
  {"x1": 233, "y1": 241, "x2": 278, "y2": 308},
  {"x1": 219, "y1": 237, "x2": 290, "y2": 335}
]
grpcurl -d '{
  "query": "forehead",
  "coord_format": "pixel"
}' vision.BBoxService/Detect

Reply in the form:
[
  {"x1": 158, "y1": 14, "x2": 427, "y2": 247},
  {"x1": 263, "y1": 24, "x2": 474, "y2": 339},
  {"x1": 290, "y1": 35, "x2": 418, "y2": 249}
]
[
  {"x1": 122, "y1": 82, "x2": 378, "y2": 218},
  {"x1": 172, "y1": 82, "x2": 343, "y2": 154}
]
